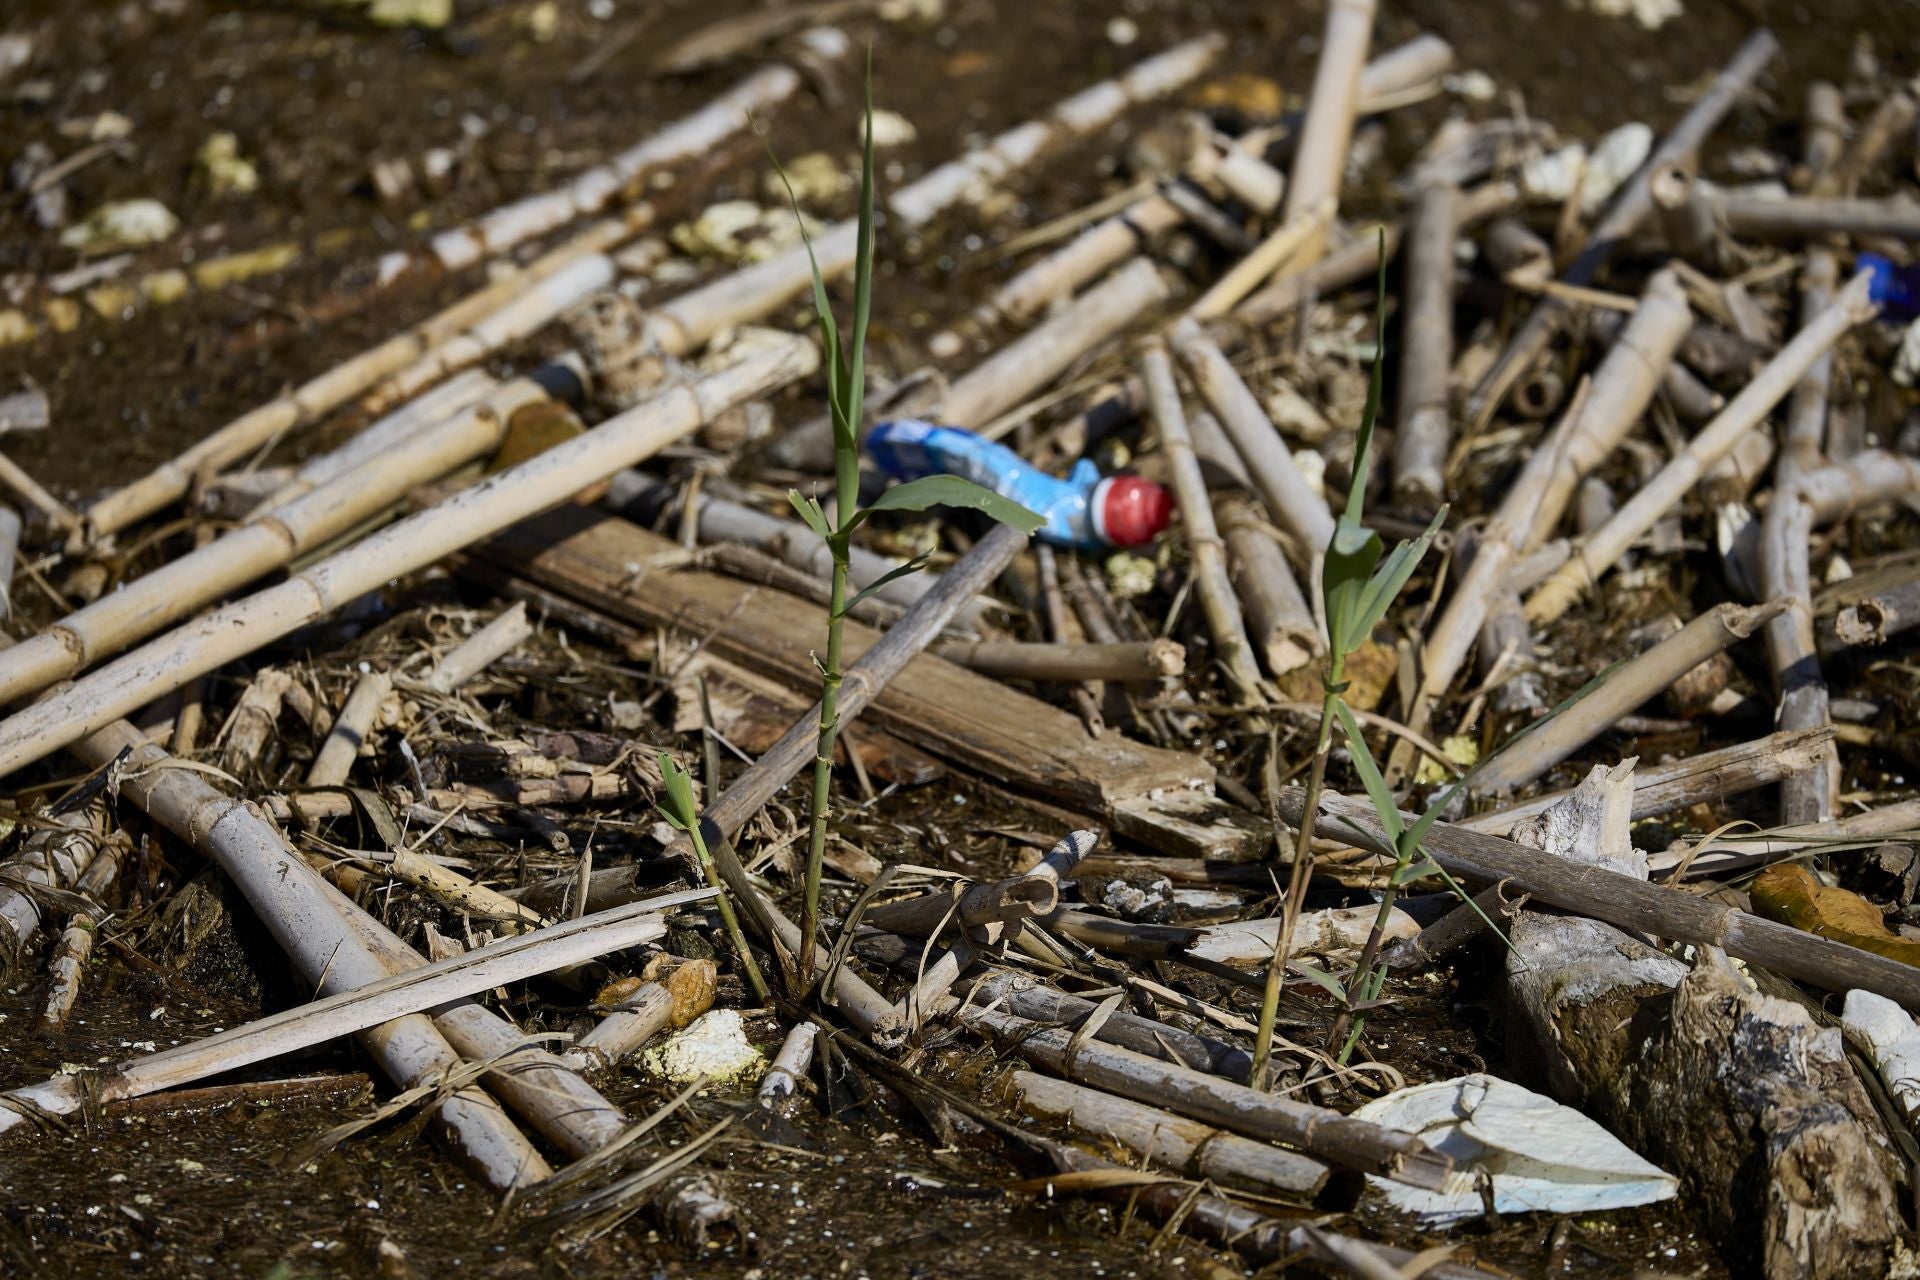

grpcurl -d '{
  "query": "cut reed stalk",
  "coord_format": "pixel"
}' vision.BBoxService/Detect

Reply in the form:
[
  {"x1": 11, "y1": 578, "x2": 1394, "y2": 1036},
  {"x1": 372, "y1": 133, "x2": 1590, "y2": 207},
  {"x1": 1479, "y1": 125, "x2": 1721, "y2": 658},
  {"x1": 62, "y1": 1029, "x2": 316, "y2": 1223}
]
[
  {"x1": 0, "y1": 333, "x2": 816, "y2": 781},
  {"x1": 1391, "y1": 179, "x2": 1458, "y2": 510},
  {"x1": 1462, "y1": 30, "x2": 1779, "y2": 427},
  {"x1": 1527, "y1": 271, "x2": 1875, "y2": 624},
  {"x1": 933, "y1": 639, "x2": 1182, "y2": 683},
  {"x1": 1280, "y1": 0, "x2": 1377, "y2": 268},
  {"x1": 1168, "y1": 317, "x2": 1334, "y2": 556},
  {"x1": 1142, "y1": 341, "x2": 1262, "y2": 699},
  {"x1": 80, "y1": 214, "x2": 644, "y2": 544},
  {"x1": 1473, "y1": 601, "x2": 1787, "y2": 795}
]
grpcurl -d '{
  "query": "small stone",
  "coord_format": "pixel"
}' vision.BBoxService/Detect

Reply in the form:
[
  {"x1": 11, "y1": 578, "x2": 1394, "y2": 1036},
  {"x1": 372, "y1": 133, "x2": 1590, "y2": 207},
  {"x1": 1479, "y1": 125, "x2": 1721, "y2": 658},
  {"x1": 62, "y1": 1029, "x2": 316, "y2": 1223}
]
[
  {"x1": 519, "y1": 0, "x2": 559, "y2": 41},
  {"x1": 764, "y1": 151, "x2": 847, "y2": 206},
  {"x1": 1578, "y1": 123, "x2": 1653, "y2": 216},
  {"x1": 1105, "y1": 16, "x2": 1138, "y2": 45},
  {"x1": 194, "y1": 132, "x2": 259, "y2": 199},
  {"x1": 1105, "y1": 552, "x2": 1157, "y2": 600},
  {"x1": 365, "y1": 0, "x2": 451, "y2": 28},
  {"x1": 864, "y1": 109, "x2": 917, "y2": 150},
  {"x1": 60, "y1": 199, "x2": 179, "y2": 252}
]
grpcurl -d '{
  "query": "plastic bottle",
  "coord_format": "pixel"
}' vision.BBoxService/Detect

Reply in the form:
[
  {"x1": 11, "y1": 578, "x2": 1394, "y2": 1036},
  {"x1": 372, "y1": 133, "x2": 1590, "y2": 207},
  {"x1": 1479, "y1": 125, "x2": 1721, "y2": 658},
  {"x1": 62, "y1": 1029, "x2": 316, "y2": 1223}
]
[
  {"x1": 866, "y1": 420, "x2": 1171, "y2": 551},
  {"x1": 1860, "y1": 253, "x2": 1920, "y2": 322}
]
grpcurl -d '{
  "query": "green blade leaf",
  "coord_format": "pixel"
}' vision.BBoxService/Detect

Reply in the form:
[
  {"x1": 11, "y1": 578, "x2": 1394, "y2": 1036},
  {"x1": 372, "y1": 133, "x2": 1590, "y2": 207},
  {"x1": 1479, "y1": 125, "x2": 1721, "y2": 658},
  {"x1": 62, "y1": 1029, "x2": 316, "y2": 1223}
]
[
  {"x1": 788, "y1": 489, "x2": 833, "y2": 541},
  {"x1": 838, "y1": 552, "x2": 931, "y2": 618},
  {"x1": 1346, "y1": 506, "x2": 1446, "y2": 647},
  {"x1": 1346, "y1": 228, "x2": 1389, "y2": 524},
  {"x1": 657, "y1": 752, "x2": 698, "y2": 828},
  {"x1": 765, "y1": 139, "x2": 848, "y2": 441},
  {"x1": 846, "y1": 49, "x2": 876, "y2": 448},
  {"x1": 1322, "y1": 517, "x2": 1383, "y2": 660},
  {"x1": 860, "y1": 475, "x2": 1044, "y2": 534},
  {"x1": 1332, "y1": 700, "x2": 1404, "y2": 844},
  {"x1": 1285, "y1": 958, "x2": 1350, "y2": 1000}
]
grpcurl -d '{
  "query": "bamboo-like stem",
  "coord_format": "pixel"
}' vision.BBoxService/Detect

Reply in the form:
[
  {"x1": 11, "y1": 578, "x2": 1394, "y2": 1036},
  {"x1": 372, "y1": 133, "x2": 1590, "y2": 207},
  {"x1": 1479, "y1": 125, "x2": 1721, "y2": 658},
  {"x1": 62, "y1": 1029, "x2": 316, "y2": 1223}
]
[
  {"x1": 772, "y1": 256, "x2": 1170, "y2": 470},
  {"x1": 80, "y1": 216, "x2": 642, "y2": 545},
  {"x1": 644, "y1": 37, "x2": 1221, "y2": 359},
  {"x1": 425, "y1": 601, "x2": 532, "y2": 693},
  {"x1": 1280, "y1": 787, "x2": 1920, "y2": 1009},
  {"x1": 1391, "y1": 179, "x2": 1458, "y2": 510},
  {"x1": 1716, "y1": 193, "x2": 1920, "y2": 241},
  {"x1": 1188, "y1": 198, "x2": 1336, "y2": 320},
  {"x1": 33, "y1": 833, "x2": 129, "y2": 1035},
  {"x1": 0, "y1": 450, "x2": 80, "y2": 538},
  {"x1": 1142, "y1": 342, "x2": 1262, "y2": 699},
  {"x1": 1527, "y1": 271, "x2": 1875, "y2": 624},
  {"x1": 1188, "y1": 410, "x2": 1318, "y2": 674},
  {"x1": 757, "y1": 1022, "x2": 818, "y2": 1115},
  {"x1": 1169, "y1": 317, "x2": 1334, "y2": 556},
  {"x1": 0, "y1": 335, "x2": 815, "y2": 782},
  {"x1": 1462, "y1": 30, "x2": 1778, "y2": 427},
  {"x1": 0, "y1": 368, "x2": 565, "y2": 708},
  {"x1": 1234, "y1": 180, "x2": 1516, "y2": 327},
  {"x1": 1763, "y1": 248, "x2": 1839, "y2": 825},
  {"x1": 1824, "y1": 85, "x2": 1916, "y2": 197},
  {"x1": 1466, "y1": 727, "x2": 1834, "y2": 835},
  {"x1": 962, "y1": 1001, "x2": 1451, "y2": 1186},
  {"x1": 1280, "y1": 0, "x2": 1377, "y2": 268},
  {"x1": 933, "y1": 639, "x2": 1183, "y2": 683},
  {"x1": 308, "y1": 671, "x2": 392, "y2": 787},
  {"x1": 0, "y1": 504, "x2": 18, "y2": 619},
  {"x1": 1476, "y1": 601, "x2": 1788, "y2": 795},
  {"x1": 1035, "y1": 543, "x2": 1105, "y2": 736},
  {"x1": 0, "y1": 803, "x2": 110, "y2": 958},
  {"x1": 1412, "y1": 271, "x2": 1692, "y2": 719},
  {"x1": 1650, "y1": 161, "x2": 1725, "y2": 271},
  {"x1": 1799, "y1": 81, "x2": 1848, "y2": 190},
  {"x1": 1835, "y1": 579, "x2": 1920, "y2": 648},
  {"x1": 1481, "y1": 216, "x2": 1551, "y2": 285},
  {"x1": 1012, "y1": 1071, "x2": 1329, "y2": 1197},
  {"x1": 561, "y1": 983, "x2": 674, "y2": 1074},
  {"x1": 430, "y1": 46, "x2": 832, "y2": 270}
]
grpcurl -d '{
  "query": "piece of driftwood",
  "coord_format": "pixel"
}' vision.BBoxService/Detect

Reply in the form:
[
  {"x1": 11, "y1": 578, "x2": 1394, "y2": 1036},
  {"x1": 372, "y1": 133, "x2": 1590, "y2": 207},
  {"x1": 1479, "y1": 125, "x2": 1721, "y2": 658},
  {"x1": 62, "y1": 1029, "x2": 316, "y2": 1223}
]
[
  {"x1": 1142, "y1": 340, "x2": 1261, "y2": 698},
  {"x1": 1461, "y1": 30, "x2": 1778, "y2": 427},
  {"x1": 1528, "y1": 271, "x2": 1876, "y2": 624},
  {"x1": 960, "y1": 1002, "x2": 1453, "y2": 1187},
  {"x1": 1391, "y1": 178, "x2": 1458, "y2": 510},
  {"x1": 1012, "y1": 1071, "x2": 1329, "y2": 1198},
  {"x1": 308, "y1": 670, "x2": 392, "y2": 787},
  {"x1": 1472, "y1": 600, "x2": 1786, "y2": 795},
  {"x1": 0, "y1": 332, "x2": 816, "y2": 782},
  {"x1": 1717, "y1": 193, "x2": 1920, "y2": 242},
  {"x1": 1509, "y1": 934, "x2": 1899, "y2": 1277},
  {"x1": 34, "y1": 829, "x2": 128, "y2": 1034},
  {"x1": 468, "y1": 507, "x2": 1266, "y2": 860},
  {"x1": 1278, "y1": 788, "x2": 1920, "y2": 1009}
]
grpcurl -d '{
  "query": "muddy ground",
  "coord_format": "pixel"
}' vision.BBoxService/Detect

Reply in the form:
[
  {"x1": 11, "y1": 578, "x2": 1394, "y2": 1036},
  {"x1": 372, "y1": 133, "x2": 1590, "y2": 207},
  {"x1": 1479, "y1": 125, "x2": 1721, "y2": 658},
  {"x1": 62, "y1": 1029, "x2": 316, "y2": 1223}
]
[{"x1": 0, "y1": 0, "x2": 1917, "y2": 1277}]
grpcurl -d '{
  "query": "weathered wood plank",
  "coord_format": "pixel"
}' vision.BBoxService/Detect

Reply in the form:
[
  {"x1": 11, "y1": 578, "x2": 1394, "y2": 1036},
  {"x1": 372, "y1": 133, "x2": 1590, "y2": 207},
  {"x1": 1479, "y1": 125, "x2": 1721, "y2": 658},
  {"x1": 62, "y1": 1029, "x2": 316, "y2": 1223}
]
[{"x1": 468, "y1": 504, "x2": 1266, "y2": 858}]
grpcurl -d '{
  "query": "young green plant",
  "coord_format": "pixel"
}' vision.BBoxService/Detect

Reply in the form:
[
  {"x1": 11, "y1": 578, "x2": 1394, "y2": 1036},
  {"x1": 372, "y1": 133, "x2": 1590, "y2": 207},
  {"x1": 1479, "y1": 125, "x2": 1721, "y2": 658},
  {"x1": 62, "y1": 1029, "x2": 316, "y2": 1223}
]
[
  {"x1": 1249, "y1": 239, "x2": 1444, "y2": 1089},
  {"x1": 775, "y1": 65, "x2": 1042, "y2": 996},
  {"x1": 656, "y1": 752, "x2": 769, "y2": 1004}
]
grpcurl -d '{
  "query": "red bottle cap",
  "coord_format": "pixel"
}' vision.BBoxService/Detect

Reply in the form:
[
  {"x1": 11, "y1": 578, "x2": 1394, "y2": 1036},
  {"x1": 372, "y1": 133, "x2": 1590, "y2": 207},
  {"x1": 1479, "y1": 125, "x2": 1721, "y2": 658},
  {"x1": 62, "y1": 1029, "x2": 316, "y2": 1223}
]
[{"x1": 1096, "y1": 475, "x2": 1173, "y2": 548}]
